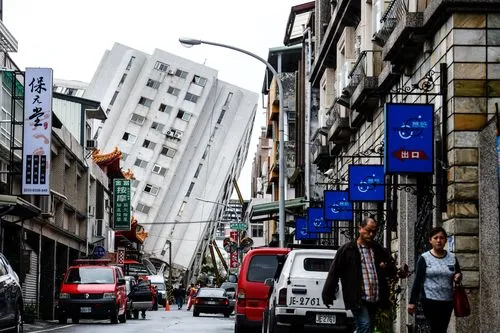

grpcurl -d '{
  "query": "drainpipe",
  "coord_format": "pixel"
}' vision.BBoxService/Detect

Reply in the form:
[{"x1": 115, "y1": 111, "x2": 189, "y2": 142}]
[{"x1": 303, "y1": 26, "x2": 312, "y2": 202}]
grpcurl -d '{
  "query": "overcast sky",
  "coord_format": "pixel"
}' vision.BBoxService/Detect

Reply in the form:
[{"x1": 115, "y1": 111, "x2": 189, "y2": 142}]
[{"x1": 4, "y1": 0, "x2": 304, "y2": 199}]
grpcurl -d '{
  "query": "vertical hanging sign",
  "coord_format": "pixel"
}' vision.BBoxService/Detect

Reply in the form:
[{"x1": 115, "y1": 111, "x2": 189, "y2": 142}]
[
  {"x1": 384, "y1": 103, "x2": 434, "y2": 174},
  {"x1": 22, "y1": 68, "x2": 53, "y2": 195},
  {"x1": 113, "y1": 179, "x2": 131, "y2": 231}
]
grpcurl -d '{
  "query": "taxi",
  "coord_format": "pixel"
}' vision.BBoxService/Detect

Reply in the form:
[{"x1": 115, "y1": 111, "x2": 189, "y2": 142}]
[{"x1": 57, "y1": 259, "x2": 127, "y2": 324}]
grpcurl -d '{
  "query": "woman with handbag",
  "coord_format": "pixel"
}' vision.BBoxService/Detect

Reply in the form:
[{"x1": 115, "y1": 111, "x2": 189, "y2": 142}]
[{"x1": 408, "y1": 227, "x2": 462, "y2": 333}]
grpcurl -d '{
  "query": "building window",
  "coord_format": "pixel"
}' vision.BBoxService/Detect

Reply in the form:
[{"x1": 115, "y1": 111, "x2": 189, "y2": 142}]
[
  {"x1": 136, "y1": 203, "x2": 151, "y2": 214},
  {"x1": 184, "y1": 92, "x2": 199, "y2": 103},
  {"x1": 217, "y1": 109, "x2": 226, "y2": 124},
  {"x1": 130, "y1": 113, "x2": 145, "y2": 125},
  {"x1": 202, "y1": 146, "x2": 210, "y2": 159},
  {"x1": 151, "y1": 122, "x2": 165, "y2": 132},
  {"x1": 138, "y1": 96, "x2": 153, "y2": 108},
  {"x1": 154, "y1": 61, "x2": 169, "y2": 72},
  {"x1": 223, "y1": 92, "x2": 233, "y2": 107},
  {"x1": 158, "y1": 103, "x2": 173, "y2": 113},
  {"x1": 192, "y1": 75, "x2": 207, "y2": 87},
  {"x1": 144, "y1": 184, "x2": 160, "y2": 196},
  {"x1": 121, "y1": 153, "x2": 128, "y2": 161},
  {"x1": 161, "y1": 146, "x2": 176, "y2": 158},
  {"x1": 175, "y1": 69, "x2": 188, "y2": 79},
  {"x1": 110, "y1": 91, "x2": 119, "y2": 105},
  {"x1": 194, "y1": 163, "x2": 202, "y2": 178},
  {"x1": 105, "y1": 108, "x2": 111, "y2": 115},
  {"x1": 177, "y1": 201, "x2": 187, "y2": 216},
  {"x1": 166, "y1": 128, "x2": 183, "y2": 140},
  {"x1": 126, "y1": 56, "x2": 135, "y2": 70},
  {"x1": 65, "y1": 88, "x2": 77, "y2": 96},
  {"x1": 118, "y1": 73, "x2": 127, "y2": 88},
  {"x1": 152, "y1": 163, "x2": 167, "y2": 176},
  {"x1": 251, "y1": 224, "x2": 264, "y2": 238},
  {"x1": 167, "y1": 86, "x2": 181, "y2": 96},
  {"x1": 134, "y1": 158, "x2": 148, "y2": 168},
  {"x1": 186, "y1": 182, "x2": 195, "y2": 197},
  {"x1": 146, "y1": 79, "x2": 161, "y2": 89},
  {"x1": 176, "y1": 110, "x2": 192, "y2": 121},
  {"x1": 131, "y1": 179, "x2": 140, "y2": 188},
  {"x1": 122, "y1": 132, "x2": 137, "y2": 143},
  {"x1": 142, "y1": 139, "x2": 156, "y2": 150}
]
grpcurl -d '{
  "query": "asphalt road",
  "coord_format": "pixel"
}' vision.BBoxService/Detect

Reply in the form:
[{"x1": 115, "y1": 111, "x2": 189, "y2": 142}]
[{"x1": 26, "y1": 307, "x2": 235, "y2": 333}]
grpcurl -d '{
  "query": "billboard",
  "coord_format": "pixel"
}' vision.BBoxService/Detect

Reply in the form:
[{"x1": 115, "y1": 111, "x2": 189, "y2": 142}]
[
  {"x1": 113, "y1": 179, "x2": 131, "y2": 231},
  {"x1": 307, "y1": 207, "x2": 331, "y2": 233},
  {"x1": 384, "y1": 103, "x2": 434, "y2": 174},
  {"x1": 323, "y1": 190, "x2": 353, "y2": 221},
  {"x1": 295, "y1": 216, "x2": 318, "y2": 240},
  {"x1": 22, "y1": 68, "x2": 53, "y2": 195},
  {"x1": 348, "y1": 165, "x2": 385, "y2": 202}
]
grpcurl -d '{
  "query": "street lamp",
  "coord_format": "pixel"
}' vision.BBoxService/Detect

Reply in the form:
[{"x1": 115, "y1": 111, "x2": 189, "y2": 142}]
[
  {"x1": 180, "y1": 37, "x2": 286, "y2": 248},
  {"x1": 161, "y1": 240, "x2": 173, "y2": 291}
]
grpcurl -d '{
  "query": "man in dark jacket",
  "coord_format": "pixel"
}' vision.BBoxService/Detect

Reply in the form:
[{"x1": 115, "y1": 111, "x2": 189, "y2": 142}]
[{"x1": 322, "y1": 217, "x2": 395, "y2": 333}]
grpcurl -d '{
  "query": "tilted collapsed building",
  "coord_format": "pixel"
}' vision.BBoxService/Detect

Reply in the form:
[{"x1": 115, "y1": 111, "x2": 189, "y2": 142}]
[{"x1": 83, "y1": 43, "x2": 257, "y2": 276}]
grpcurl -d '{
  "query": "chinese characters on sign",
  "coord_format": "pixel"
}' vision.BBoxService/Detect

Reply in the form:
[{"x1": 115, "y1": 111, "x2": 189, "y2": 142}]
[
  {"x1": 348, "y1": 165, "x2": 385, "y2": 202},
  {"x1": 22, "y1": 68, "x2": 53, "y2": 195},
  {"x1": 384, "y1": 103, "x2": 434, "y2": 174},
  {"x1": 229, "y1": 231, "x2": 239, "y2": 268},
  {"x1": 113, "y1": 179, "x2": 131, "y2": 231}
]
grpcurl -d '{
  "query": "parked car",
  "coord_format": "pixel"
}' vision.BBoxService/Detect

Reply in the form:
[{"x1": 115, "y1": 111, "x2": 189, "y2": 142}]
[
  {"x1": 57, "y1": 259, "x2": 127, "y2": 324},
  {"x1": 127, "y1": 278, "x2": 153, "y2": 319},
  {"x1": 235, "y1": 247, "x2": 290, "y2": 333},
  {"x1": 264, "y1": 248, "x2": 354, "y2": 333},
  {"x1": 193, "y1": 288, "x2": 232, "y2": 317},
  {"x1": 0, "y1": 252, "x2": 23, "y2": 333},
  {"x1": 220, "y1": 281, "x2": 237, "y2": 309}
]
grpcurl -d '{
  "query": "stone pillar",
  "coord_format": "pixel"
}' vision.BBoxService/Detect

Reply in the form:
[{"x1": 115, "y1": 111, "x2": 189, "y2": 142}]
[
  {"x1": 478, "y1": 121, "x2": 500, "y2": 332},
  {"x1": 397, "y1": 175, "x2": 417, "y2": 333}
]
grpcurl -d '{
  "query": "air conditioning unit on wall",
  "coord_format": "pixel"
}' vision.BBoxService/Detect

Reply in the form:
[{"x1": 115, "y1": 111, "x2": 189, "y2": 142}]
[{"x1": 86, "y1": 139, "x2": 98, "y2": 150}]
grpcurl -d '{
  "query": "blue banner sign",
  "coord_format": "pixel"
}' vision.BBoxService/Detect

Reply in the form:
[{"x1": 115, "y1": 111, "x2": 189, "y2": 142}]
[
  {"x1": 348, "y1": 165, "x2": 385, "y2": 202},
  {"x1": 307, "y1": 207, "x2": 332, "y2": 233},
  {"x1": 323, "y1": 190, "x2": 353, "y2": 221},
  {"x1": 384, "y1": 103, "x2": 434, "y2": 174},
  {"x1": 295, "y1": 216, "x2": 318, "y2": 240}
]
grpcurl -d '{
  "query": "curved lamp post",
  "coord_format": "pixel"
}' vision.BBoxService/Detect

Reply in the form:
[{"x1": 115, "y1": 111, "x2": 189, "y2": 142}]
[{"x1": 180, "y1": 37, "x2": 286, "y2": 248}]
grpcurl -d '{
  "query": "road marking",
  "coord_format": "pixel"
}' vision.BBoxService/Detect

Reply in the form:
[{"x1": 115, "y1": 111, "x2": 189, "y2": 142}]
[{"x1": 29, "y1": 324, "x2": 73, "y2": 333}]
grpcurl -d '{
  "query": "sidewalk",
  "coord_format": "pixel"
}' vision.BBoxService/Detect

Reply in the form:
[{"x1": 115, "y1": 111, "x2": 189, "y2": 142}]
[{"x1": 24, "y1": 320, "x2": 67, "y2": 333}]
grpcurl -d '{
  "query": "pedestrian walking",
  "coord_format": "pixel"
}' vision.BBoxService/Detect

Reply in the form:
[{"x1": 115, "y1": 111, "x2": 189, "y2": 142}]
[
  {"x1": 186, "y1": 283, "x2": 197, "y2": 310},
  {"x1": 322, "y1": 217, "x2": 395, "y2": 333},
  {"x1": 408, "y1": 227, "x2": 462, "y2": 333},
  {"x1": 177, "y1": 285, "x2": 186, "y2": 309}
]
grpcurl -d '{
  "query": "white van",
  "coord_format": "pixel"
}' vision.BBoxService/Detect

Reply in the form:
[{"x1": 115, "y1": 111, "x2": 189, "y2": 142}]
[{"x1": 147, "y1": 275, "x2": 167, "y2": 306}]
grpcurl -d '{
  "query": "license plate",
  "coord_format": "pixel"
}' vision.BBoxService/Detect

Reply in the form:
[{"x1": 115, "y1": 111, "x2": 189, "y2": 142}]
[
  {"x1": 315, "y1": 314, "x2": 336, "y2": 324},
  {"x1": 206, "y1": 301, "x2": 217, "y2": 305},
  {"x1": 80, "y1": 307, "x2": 91, "y2": 313}
]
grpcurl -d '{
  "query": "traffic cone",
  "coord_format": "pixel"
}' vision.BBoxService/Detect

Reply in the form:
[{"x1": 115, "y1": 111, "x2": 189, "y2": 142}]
[{"x1": 165, "y1": 299, "x2": 170, "y2": 311}]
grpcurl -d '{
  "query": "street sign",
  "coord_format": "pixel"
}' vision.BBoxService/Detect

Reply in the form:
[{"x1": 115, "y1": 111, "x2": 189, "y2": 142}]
[
  {"x1": 230, "y1": 222, "x2": 246, "y2": 230},
  {"x1": 113, "y1": 179, "x2": 131, "y2": 231},
  {"x1": 93, "y1": 246, "x2": 106, "y2": 258}
]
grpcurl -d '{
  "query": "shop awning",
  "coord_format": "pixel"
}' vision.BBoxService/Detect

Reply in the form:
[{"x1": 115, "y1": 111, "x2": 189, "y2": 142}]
[
  {"x1": 0, "y1": 194, "x2": 41, "y2": 219},
  {"x1": 249, "y1": 197, "x2": 306, "y2": 222}
]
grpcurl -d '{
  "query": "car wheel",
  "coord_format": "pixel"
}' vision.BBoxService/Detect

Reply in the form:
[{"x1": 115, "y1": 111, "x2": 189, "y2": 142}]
[
  {"x1": 71, "y1": 317, "x2": 79, "y2": 324},
  {"x1": 267, "y1": 308, "x2": 276, "y2": 333},
  {"x1": 8, "y1": 307, "x2": 23, "y2": 333},
  {"x1": 110, "y1": 307, "x2": 119, "y2": 324},
  {"x1": 118, "y1": 310, "x2": 127, "y2": 323},
  {"x1": 234, "y1": 321, "x2": 247, "y2": 333},
  {"x1": 126, "y1": 310, "x2": 131, "y2": 319},
  {"x1": 58, "y1": 316, "x2": 67, "y2": 324},
  {"x1": 193, "y1": 310, "x2": 200, "y2": 317},
  {"x1": 133, "y1": 310, "x2": 139, "y2": 319},
  {"x1": 224, "y1": 312, "x2": 231, "y2": 318}
]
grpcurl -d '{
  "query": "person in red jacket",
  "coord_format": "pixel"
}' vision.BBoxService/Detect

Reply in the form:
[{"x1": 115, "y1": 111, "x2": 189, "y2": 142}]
[{"x1": 186, "y1": 284, "x2": 197, "y2": 310}]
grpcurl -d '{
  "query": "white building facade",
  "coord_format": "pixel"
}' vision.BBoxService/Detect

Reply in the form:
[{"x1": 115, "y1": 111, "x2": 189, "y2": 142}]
[{"x1": 84, "y1": 43, "x2": 258, "y2": 274}]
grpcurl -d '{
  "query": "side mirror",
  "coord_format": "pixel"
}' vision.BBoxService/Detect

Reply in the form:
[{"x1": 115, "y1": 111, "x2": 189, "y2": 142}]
[
  {"x1": 117, "y1": 278, "x2": 125, "y2": 286},
  {"x1": 264, "y1": 278, "x2": 274, "y2": 287}
]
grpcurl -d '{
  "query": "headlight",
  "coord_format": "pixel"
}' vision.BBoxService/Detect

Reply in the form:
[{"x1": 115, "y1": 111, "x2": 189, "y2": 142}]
[
  {"x1": 59, "y1": 293, "x2": 70, "y2": 299},
  {"x1": 103, "y1": 293, "x2": 116, "y2": 299}
]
